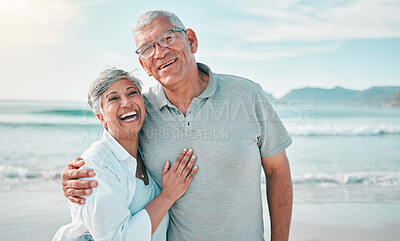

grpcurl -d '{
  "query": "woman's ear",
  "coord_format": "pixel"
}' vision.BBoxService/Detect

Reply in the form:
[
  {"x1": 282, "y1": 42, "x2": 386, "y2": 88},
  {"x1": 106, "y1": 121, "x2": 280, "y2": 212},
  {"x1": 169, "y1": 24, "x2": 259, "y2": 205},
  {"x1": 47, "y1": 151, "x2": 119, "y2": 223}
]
[{"x1": 96, "y1": 113, "x2": 107, "y2": 129}]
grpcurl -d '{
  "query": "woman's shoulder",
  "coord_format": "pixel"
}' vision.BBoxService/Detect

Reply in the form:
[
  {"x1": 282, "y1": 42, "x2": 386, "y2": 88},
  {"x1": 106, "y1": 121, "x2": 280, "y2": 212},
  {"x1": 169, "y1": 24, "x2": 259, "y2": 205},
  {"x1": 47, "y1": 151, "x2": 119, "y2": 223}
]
[
  {"x1": 78, "y1": 139, "x2": 131, "y2": 192},
  {"x1": 80, "y1": 140, "x2": 115, "y2": 170}
]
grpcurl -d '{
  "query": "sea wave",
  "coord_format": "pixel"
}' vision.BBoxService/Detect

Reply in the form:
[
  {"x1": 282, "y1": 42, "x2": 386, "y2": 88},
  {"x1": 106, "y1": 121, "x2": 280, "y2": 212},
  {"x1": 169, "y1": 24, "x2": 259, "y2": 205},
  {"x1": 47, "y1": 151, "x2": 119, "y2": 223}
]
[
  {"x1": 0, "y1": 165, "x2": 60, "y2": 179},
  {"x1": 291, "y1": 171, "x2": 400, "y2": 187},
  {"x1": 2, "y1": 165, "x2": 399, "y2": 189},
  {"x1": 286, "y1": 124, "x2": 400, "y2": 136},
  {"x1": 0, "y1": 165, "x2": 61, "y2": 191},
  {"x1": 0, "y1": 121, "x2": 100, "y2": 128},
  {"x1": 33, "y1": 109, "x2": 93, "y2": 116},
  {"x1": 2, "y1": 114, "x2": 399, "y2": 136},
  {"x1": 0, "y1": 107, "x2": 99, "y2": 127}
]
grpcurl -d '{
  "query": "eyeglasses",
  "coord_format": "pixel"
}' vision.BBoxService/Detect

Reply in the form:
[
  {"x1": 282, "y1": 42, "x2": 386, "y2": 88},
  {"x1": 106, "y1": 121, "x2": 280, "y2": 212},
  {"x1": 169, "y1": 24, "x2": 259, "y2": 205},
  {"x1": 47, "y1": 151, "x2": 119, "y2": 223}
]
[{"x1": 135, "y1": 28, "x2": 186, "y2": 59}]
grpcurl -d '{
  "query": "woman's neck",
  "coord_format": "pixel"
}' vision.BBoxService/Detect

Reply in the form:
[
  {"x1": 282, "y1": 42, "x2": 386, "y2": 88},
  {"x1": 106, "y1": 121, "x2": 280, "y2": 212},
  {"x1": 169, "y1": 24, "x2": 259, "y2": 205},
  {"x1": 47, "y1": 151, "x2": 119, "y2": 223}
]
[{"x1": 110, "y1": 130, "x2": 139, "y2": 159}]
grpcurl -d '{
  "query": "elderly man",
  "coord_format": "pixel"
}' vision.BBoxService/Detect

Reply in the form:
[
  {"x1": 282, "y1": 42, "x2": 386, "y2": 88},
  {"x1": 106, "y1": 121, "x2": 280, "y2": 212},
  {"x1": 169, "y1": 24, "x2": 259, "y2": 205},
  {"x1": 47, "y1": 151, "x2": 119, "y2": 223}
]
[{"x1": 62, "y1": 10, "x2": 293, "y2": 241}]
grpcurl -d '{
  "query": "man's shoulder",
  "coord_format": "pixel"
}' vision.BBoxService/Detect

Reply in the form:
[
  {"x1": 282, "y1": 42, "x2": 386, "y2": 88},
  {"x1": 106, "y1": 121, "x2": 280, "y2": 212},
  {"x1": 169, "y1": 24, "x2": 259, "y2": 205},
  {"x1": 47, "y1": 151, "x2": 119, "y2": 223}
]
[
  {"x1": 142, "y1": 84, "x2": 163, "y2": 107},
  {"x1": 214, "y1": 73, "x2": 264, "y2": 94}
]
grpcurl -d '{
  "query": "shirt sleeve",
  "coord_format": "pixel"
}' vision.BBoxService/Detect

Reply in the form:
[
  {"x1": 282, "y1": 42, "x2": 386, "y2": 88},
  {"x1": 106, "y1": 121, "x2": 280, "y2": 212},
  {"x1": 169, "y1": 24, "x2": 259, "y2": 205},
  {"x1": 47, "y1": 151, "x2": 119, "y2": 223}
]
[
  {"x1": 69, "y1": 152, "x2": 152, "y2": 241},
  {"x1": 254, "y1": 84, "x2": 292, "y2": 157}
]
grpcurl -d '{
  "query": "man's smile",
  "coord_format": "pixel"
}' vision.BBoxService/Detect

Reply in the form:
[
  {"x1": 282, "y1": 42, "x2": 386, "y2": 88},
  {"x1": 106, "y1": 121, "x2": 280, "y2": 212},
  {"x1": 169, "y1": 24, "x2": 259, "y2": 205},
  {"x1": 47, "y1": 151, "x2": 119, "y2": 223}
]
[{"x1": 158, "y1": 59, "x2": 177, "y2": 70}]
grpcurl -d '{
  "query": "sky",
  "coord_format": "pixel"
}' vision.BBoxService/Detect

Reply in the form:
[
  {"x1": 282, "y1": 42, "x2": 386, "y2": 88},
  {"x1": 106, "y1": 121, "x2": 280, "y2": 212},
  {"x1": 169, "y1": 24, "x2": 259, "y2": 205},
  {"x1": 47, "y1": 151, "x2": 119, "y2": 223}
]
[{"x1": 0, "y1": 0, "x2": 399, "y2": 102}]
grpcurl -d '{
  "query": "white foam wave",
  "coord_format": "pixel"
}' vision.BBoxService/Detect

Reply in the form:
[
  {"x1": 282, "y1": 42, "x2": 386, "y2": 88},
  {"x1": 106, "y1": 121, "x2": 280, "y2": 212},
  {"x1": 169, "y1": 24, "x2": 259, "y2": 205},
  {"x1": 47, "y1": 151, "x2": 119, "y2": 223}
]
[
  {"x1": 292, "y1": 171, "x2": 400, "y2": 187},
  {"x1": 286, "y1": 123, "x2": 400, "y2": 136},
  {"x1": 2, "y1": 166, "x2": 400, "y2": 191},
  {"x1": 0, "y1": 165, "x2": 61, "y2": 191}
]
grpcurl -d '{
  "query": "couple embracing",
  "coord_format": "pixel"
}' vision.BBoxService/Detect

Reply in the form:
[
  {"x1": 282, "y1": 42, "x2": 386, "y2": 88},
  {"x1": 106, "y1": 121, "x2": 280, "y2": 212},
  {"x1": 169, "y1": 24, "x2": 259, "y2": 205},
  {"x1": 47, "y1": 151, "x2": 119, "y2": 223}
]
[{"x1": 54, "y1": 10, "x2": 293, "y2": 241}]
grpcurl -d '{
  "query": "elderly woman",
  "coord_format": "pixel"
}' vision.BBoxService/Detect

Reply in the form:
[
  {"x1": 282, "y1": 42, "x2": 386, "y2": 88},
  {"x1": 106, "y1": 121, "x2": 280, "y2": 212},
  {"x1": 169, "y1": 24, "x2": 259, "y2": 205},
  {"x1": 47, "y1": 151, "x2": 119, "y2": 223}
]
[{"x1": 53, "y1": 68, "x2": 198, "y2": 241}]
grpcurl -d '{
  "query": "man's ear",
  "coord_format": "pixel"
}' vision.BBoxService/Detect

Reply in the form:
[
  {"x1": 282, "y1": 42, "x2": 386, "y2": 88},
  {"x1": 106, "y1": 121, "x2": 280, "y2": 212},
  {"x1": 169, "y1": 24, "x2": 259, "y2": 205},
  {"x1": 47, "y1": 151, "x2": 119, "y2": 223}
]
[
  {"x1": 139, "y1": 58, "x2": 152, "y2": 76},
  {"x1": 185, "y1": 28, "x2": 198, "y2": 54}
]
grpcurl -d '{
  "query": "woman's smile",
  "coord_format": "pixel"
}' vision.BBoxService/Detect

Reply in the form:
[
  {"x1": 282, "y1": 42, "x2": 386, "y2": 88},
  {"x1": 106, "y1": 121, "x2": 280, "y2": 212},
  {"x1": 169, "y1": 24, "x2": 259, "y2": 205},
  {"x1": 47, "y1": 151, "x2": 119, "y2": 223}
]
[
  {"x1": 98, "y1": 78, "x2": 146, "y2": 139},
  {"x1": 120, "y1": 110, "x2": 139, "y2": 122}
]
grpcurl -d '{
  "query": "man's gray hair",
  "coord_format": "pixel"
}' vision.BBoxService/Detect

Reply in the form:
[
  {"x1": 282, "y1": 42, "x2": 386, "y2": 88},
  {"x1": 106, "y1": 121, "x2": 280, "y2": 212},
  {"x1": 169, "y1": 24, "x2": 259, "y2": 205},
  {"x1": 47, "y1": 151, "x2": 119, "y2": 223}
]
[
  {"x1": 88, "y1": 67, "x2": 142, "y2": 114},
  {"x1": 133, "y1": 10, "x2": 186, "y2": 40}
]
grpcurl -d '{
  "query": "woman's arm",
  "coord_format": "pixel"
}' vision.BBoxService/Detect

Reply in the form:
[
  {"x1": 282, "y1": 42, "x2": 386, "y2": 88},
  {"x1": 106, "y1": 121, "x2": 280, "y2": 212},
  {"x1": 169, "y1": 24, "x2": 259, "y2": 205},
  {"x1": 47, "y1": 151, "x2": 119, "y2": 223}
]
[{"x1": 72, "y1": 148, "x2": 197, "y2": 240}]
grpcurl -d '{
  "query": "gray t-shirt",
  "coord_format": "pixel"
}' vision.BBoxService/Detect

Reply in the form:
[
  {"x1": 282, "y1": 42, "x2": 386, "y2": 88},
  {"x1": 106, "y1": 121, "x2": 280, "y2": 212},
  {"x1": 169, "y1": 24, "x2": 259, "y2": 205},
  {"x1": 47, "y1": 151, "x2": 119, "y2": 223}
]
[{"x1": 139, "y1": 63, "x2": 292, "y2": 241}]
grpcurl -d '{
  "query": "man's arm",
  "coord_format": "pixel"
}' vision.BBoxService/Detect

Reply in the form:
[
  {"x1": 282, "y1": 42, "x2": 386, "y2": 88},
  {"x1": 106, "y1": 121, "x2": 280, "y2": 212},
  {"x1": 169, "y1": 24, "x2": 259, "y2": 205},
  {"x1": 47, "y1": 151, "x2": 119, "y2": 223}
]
[
  {"x1": 61, "y1": 157, "x2": 98, "y2": 204},
  {"x1": 262, "y1": 150, "x2": 293, "y2": 241}
]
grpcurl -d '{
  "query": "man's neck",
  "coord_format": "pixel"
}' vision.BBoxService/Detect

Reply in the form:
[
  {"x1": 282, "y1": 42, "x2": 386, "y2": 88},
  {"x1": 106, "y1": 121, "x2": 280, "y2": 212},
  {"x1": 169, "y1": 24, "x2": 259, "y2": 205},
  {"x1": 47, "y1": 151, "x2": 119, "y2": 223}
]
[{"x1": 164, "y1": 67, "x2": 209, "y2": 116}]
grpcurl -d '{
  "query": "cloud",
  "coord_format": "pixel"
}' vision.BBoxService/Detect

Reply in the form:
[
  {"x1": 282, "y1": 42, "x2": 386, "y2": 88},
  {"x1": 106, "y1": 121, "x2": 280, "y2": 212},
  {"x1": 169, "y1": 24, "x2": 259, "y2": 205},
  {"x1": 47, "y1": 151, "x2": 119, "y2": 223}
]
[
  {"x1": 231, "y1": 0, "x2": 400, "y2": 42},
  {"x1": 199, "y1": 0, "x2": 400, "y2": 61},
  {"x1": 200, "y1": 41, "x2": 342, "y2": 60},
  {"x1": 0, "y1": 0, "x2": 107, "y2": 45}
]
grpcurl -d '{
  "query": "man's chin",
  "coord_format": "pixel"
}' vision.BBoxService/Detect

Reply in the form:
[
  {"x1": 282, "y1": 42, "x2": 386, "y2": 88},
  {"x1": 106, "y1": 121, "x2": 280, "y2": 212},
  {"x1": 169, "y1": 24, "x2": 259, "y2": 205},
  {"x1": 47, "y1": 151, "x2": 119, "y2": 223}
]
[{"x1": 157, "y1": 76, "x2": 182, "y2": 89}]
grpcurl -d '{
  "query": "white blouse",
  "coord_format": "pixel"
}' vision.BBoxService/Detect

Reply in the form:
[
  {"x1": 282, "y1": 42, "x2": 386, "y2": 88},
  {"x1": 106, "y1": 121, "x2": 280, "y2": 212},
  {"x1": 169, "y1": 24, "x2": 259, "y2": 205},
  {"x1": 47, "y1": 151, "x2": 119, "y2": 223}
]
[{"x1": 53, "y1": 130, "x2": 169, "y2": 241}]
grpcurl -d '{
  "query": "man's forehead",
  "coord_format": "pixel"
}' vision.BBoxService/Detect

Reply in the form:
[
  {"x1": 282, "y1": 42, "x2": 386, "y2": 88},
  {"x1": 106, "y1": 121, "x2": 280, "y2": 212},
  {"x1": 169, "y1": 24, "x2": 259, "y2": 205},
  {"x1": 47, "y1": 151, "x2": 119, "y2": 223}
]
[{"x1": 135, "y1": 17, "x2": 176, "y2": 45}]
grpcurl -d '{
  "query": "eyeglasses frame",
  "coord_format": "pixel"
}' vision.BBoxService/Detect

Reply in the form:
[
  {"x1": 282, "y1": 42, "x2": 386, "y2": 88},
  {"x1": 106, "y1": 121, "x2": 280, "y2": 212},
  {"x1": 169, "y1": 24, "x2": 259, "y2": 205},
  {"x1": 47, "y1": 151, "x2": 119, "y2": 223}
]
[{"x1": 135, "y1": 28, "x2": 186, "y2": 59}]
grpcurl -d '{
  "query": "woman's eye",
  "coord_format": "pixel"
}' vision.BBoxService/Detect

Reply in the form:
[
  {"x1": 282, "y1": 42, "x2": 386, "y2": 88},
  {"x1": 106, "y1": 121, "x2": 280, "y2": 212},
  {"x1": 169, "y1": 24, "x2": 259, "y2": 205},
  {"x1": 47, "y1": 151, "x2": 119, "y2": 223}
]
[
  {"x1": 128, "y1": 91, "x2": 137, "y2": 96},
  {"x1": 108, "y1": 97, "x2": 119, "y2": 102}
]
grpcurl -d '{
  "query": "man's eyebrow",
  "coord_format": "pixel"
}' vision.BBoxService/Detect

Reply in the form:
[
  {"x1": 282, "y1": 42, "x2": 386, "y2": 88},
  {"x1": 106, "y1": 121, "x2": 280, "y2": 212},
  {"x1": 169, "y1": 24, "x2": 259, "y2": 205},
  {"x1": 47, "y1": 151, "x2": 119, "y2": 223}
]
[{"x1": 105, "y1": 91, "x2": 117, "y2": 98}]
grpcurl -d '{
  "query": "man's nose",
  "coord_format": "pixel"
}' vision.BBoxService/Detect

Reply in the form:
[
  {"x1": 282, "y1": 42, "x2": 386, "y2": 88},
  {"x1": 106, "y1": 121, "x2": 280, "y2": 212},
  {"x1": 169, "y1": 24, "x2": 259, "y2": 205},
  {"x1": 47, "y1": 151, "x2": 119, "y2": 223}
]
[{"x1": 153, "y1": 42, "x2": 169, "y2": 59}]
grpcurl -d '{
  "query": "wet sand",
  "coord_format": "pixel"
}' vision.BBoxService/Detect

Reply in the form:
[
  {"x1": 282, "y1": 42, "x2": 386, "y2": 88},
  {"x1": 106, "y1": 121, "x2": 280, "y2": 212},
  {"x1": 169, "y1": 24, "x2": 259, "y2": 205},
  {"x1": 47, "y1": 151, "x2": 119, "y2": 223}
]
[{"x1": 1, "y1": 182, "x2": 399, "y2": 241}]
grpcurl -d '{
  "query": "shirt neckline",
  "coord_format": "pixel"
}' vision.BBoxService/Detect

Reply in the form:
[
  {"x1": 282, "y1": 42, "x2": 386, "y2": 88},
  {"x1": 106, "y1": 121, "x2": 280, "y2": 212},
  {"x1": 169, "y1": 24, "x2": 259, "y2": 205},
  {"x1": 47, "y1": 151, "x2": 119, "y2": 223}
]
[{"x1": 155, "y1": 62, "x2": 216, "y2": 110}]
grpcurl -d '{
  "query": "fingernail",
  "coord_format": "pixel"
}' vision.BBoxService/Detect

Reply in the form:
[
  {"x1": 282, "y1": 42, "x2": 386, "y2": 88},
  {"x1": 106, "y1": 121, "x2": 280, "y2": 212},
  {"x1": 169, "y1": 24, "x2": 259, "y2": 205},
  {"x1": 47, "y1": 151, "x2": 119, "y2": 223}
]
[
  {"x1": 88, "y1": 171, "x2": 95, "y2": 176},
  {"x1": 183, "y1": 148, "x2": 187, "y2": 152},
  {"x1": 85, "y1": 189, "x2": 91, "y2": 194},
  {"x1": 90, "y1": 181, "x2": 97, "y2": 187},
  {"x1": 188, "y1": 148, "x2": 193, "y2": 152},
  {"x1": 80, "y1": 200, "x2": 85, "y2": 204}
]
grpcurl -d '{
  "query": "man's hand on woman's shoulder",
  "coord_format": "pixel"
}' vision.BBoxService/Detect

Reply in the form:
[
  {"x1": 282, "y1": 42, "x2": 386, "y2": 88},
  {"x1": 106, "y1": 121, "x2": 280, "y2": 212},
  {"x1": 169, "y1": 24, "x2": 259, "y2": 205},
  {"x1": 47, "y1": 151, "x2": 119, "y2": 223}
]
[{"x1": 61, "y1": 157, "x2": 98, "y2": 204}]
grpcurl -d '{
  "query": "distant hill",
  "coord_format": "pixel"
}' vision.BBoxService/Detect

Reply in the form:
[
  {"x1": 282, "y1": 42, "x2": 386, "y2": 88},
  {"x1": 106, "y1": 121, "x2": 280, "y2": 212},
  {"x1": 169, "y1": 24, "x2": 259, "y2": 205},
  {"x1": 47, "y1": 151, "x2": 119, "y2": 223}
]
[
  {"x1": 349, "y1": 87, "x2": 400, "y2": 108},
  {"x1": 263, "y1": 91, "x2": 276, "y2": 103},
  {"x1": 281, "y1": 87, "x2": 360, "y2": 105},
  {"x1": 280, "y1": 86, "x2": 400, "y2": 108}
]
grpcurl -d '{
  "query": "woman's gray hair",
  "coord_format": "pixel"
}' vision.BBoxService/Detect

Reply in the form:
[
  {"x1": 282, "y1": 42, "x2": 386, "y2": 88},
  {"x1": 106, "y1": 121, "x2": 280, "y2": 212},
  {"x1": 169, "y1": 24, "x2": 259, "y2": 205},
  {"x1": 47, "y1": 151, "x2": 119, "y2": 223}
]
[
  {"x1": 133, "y1": 10, "x2": 186, "y2": 40},
  {"x1": 88, "y1": 67, "x2": 142, "y2": 114}
]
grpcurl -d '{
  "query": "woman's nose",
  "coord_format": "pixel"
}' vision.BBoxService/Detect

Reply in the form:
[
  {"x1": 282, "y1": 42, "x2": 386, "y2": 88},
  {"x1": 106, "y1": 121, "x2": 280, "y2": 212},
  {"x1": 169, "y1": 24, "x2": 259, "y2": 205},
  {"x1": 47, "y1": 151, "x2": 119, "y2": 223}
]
[{"x1": 120, "y1": 96, "x2": 132, "y2": 108}]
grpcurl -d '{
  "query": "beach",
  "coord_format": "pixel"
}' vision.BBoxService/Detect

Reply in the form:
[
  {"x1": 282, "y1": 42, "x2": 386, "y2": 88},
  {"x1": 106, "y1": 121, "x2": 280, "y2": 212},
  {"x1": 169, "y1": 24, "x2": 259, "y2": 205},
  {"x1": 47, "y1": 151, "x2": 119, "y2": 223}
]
[
  {"x1": 1, "y1": 182, "x2": 399, "y2": 241},
  {"x1": 1, "y1": 101, "x2": 399, "y2": 240},
  {"x1": 288, "y1": 186, "x2": 400, "y2": 241},
  {"x1": 0, "y1": 181, "x2": 68, "y2": 241}
]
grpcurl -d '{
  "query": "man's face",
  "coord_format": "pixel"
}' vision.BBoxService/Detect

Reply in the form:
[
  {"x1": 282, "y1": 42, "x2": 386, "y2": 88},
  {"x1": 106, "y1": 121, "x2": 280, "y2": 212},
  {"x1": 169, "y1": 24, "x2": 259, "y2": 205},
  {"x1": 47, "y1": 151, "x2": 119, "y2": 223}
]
[{"x1": 135, "y1": 17, "x2": 198, "y2": 90}]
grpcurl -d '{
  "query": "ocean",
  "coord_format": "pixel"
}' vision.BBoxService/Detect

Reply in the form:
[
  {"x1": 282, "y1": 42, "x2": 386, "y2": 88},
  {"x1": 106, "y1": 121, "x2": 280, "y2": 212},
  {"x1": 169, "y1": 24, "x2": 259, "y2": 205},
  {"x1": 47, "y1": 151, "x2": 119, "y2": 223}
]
[{"x1": 1, "y1": 100, "x2": 399, "y2": 240}]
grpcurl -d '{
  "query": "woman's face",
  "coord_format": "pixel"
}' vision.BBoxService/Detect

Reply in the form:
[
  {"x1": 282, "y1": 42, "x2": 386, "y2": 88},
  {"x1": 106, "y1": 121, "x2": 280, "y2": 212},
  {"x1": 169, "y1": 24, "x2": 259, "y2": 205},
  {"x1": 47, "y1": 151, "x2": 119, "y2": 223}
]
[{"x1": 97, "y1": 78, "x2": 145, "y2": 140}]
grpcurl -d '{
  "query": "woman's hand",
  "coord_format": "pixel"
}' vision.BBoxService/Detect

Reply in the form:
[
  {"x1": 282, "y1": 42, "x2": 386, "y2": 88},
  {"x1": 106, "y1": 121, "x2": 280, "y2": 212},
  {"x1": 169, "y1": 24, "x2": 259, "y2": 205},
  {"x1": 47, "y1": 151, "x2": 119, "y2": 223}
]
[
  {"x1": 145, "y1": 148, "x2": 198, "y2": 234},
  {"x1": 160, "y1": 148, "x2": 198, "y2": 203}
]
